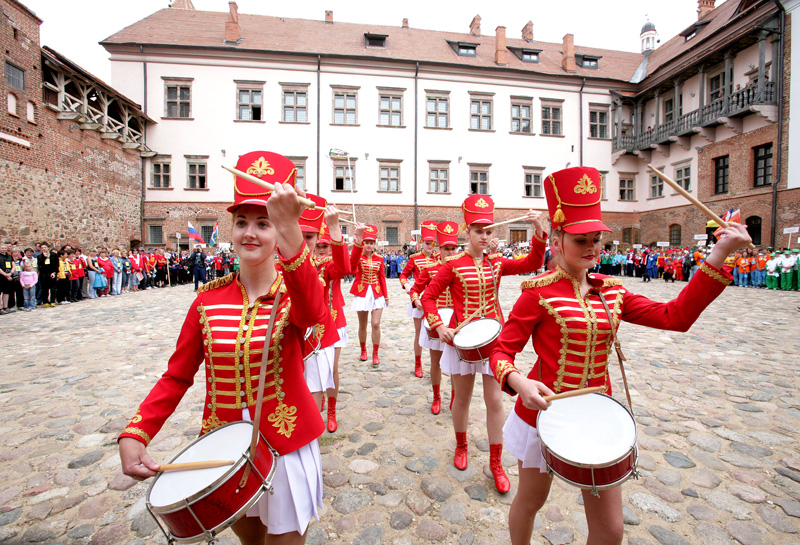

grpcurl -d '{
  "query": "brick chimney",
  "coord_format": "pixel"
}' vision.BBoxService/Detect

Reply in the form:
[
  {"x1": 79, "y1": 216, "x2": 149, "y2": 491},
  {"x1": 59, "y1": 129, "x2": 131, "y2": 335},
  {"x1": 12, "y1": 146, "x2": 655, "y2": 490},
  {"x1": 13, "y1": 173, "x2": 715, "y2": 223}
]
[
  {"x1": 697, "y1": 0, "x2": 715, "y2": 19},
  {"x1": 402, "y1": 18, "x2": 409, "y2": 29},
  {"x1": 325, "y1": 10, "x2": 333, "y2": 24},
  {"x1": 561, "y1": 33, "x2": 576, "y2": 72},
  {"x1": 495, "y1": 26, "x2": 507, "y2": 65},
  {"x1": 225, "y1": 2, "x2": 240, "y2": 43},
  {"x1": 469, "y1": 15, "x2": 481, "y2": 37},
  {"x1": 521, "y1": 21, "x2": 533, "y2": 42}
]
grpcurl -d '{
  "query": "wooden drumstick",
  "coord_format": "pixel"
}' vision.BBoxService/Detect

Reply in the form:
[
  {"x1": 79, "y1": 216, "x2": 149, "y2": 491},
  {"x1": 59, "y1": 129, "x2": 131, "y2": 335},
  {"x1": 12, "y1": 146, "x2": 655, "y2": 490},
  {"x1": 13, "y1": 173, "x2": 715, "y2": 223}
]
[
  {"x1": 543, "y1": 386, "x2": 605, "y2": 402},
  {"x1": 221, "y1": 165, "x2": 317, "y2": 210},
  {"x1": 647, "y1": 164, "x2": 755, "y2": 250},
  {"x1": 451, "y1": 301, "x2": 492, "y2": 335},
  {"x1": 485, "y1": 215, "x2": 530, "y2": 230},
  {"x1": 158, "y1": 460, "x2": 235, "y2": 472},
  {"x1": 338, "y1": 217, "x2": 357, "y2": 225},
  {"x1": 336, "y1": 209, "x2": 355, "y2": 215}
]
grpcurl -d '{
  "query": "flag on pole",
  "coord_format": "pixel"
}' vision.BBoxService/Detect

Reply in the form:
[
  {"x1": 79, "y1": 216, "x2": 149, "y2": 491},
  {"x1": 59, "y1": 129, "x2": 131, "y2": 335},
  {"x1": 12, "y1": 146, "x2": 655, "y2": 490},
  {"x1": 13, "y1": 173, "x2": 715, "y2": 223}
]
[
  {"x1": 188, "y1": 221, "x2": 205, "y2": 244},
  {"x1": 713, "y1": 208, "x2": 741, "y2": 237},
  {"x1": 209, "y1": 221, "x2": 219, "y2": 247}
]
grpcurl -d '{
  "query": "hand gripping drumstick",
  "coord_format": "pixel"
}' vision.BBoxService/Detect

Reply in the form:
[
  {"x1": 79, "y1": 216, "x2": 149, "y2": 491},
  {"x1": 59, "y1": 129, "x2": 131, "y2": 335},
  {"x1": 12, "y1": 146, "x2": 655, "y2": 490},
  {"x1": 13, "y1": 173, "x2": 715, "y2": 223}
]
[
  {"x1": 646, "y1": 164, "x2": 755, "y2": 250},
  {"x1": 451, "y1": 301, "x2": 492, "y2": 335},
  {"x1": 158, "y1": 460, "x2": 235, "y2": 472},
  {"x1": 221, "y1": 165, "x2": 318, "y2": 210},
  {"x1": 542, "y1": 386, "x2": 605, "y2": 402}
]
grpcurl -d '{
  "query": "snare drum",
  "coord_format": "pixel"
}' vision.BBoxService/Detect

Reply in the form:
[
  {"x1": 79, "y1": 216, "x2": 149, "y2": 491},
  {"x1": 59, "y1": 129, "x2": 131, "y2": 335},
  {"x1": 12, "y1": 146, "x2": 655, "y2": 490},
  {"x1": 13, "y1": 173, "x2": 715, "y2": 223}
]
[
  {"x1": 536, "y1": 393, "x2": 638, "y2": 494},
  {"x1": 423, "y1": 308, "x2": 454, "y2": 340},
  {"x1": 146, "y1": 421, "x2": 278, "y2": 544},
  {"x1": 303, "y1": 326, "x2": 321, "y2": 361},
  {"x1": 452, "y1": 318, "x2": 502, "y2": 364}
]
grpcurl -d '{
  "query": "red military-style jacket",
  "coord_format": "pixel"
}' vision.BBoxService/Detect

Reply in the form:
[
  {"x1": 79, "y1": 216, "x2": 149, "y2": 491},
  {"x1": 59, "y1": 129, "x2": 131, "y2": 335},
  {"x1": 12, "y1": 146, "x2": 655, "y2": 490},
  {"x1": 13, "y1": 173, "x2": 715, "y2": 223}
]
[
  {"x1": 421, "y1": 233, "x2": 547, "y2": 331},
  {"x1": 400, "y1": 251, "x2": 439, "y2": 289},
  {"x1": 409, "y1": 258, "x2": 453, "y2": 309},
  {"x1": 315, "y1": 239, "x2": 350, "y2": 330},
  {"x1": 349, "y1": 244, "x2": 389, "y2": 301},
  {"x1": 489, "y1": 261, "x2": 733, "y2": 429},
  {"x1": 119, "y1": 245, "x2": 326, "y2": 456}
]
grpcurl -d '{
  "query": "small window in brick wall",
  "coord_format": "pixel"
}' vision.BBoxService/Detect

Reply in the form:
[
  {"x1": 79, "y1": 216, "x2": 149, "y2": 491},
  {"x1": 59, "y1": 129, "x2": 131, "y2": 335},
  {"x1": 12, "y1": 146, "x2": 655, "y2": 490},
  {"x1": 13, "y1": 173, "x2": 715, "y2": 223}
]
[{"x1": 149, "y1": 225, "x2": 164, "y2": 244}]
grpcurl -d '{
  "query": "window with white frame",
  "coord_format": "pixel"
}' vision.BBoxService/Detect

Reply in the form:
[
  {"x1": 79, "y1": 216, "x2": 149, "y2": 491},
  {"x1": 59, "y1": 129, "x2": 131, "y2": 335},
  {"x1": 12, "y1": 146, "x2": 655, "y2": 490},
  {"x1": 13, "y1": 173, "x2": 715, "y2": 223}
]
[
  {"x1": 674, "y1": 163, "x2": 691, "y2": 191},
  {"x1": 378, "y1": 88, "x2": 404, "y2": 127},
  {"x1": 426, "y1": 92, "x2": 449, "y2": 128},
  {"x1": 589, "y1": 106, "x2": 609, "y2": 138},
  {"x1": 599, "y1": 171, "x2": 608, "y2": 200},
  {"x1": 332, "y1": 86, "x2": 358, "y2": 125},
  {"x1": 379, "y1": 161, "x2": 401, "y2": 192},
  {"x1": 287, "y1": 157, "x2": 307, "y2": 190},
  {"x1": 511, "y1": 97, "x2": 532, "y2": 133},
  {"x1": 282, "y1": 83, "x2": 309, "y2": 123},
  {"x1": 469, "y1": 165, "x2": 490, "y2": 195},
  {"x1": 26, "y1": 101, "x2": 34, "y2": 122},
  {"x1": 619, "y1": 177, "x2": 636, "y2": 201},
  {"x1": 523, "y1": 167, "x2": 544, "y2": 197},
  {"x1": 541, "y1": 100, "x2": 563, "y2": 135},
  {"x1": 235, "y1": 81, "x2": 264, "y2": 121},
  {"x1": 7, "y1": 93, "x2": 16, "y2": 115},
  {"x1": 186, "y1": 156, "x2": 208, "y2": 189},
  {"x1": 470, "y1": 94, "x2": 493, "y2": 130},
  {"x1": 649, "y1": 171, "x2": 664, "y2": 198},
  {"x1": 428, "y1": 162, "x2": 449, "y2": 193},
  {"x1": 151, "y1": 156, "x2": 171, "y2": 188},
  {"x1": 332, "y1": 159, "x2": 356, "y2": 191},
  {"x1": 164, "y1": 77, "x2": 192, "y2": 118}
]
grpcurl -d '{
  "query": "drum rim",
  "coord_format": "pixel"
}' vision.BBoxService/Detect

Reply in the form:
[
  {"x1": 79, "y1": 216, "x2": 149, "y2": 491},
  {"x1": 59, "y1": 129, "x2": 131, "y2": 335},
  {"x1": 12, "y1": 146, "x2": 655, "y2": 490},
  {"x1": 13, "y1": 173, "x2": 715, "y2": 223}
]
[
  {"x1": 453, "y1": 318, "x2": 502, "y2": 350},
  {"x1": 147, "y1": 421, "x2": 276, "y2": 513},
  {"x1": 536, "y1": 393, "x2": 638, "y2": 467},
  {"x1": 542, "y1": 451, "x2": 638, "y2": 491}
]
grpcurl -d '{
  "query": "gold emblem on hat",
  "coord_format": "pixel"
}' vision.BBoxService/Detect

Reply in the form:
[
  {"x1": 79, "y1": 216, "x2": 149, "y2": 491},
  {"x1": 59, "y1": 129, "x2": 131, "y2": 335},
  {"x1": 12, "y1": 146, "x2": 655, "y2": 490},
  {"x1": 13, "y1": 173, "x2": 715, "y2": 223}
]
[
  {"x1": 247, "y1": 157, "x2": 275, "y2": 178},
  {"x1": 475, "y1": 197, "x2": 489, "y2": 209},
  {"x1": 574, "y1": 174, "x2": 597, "y2": 195},
  {"x1": 444, "y1": 224, "x2": 454, "y2": 233}
]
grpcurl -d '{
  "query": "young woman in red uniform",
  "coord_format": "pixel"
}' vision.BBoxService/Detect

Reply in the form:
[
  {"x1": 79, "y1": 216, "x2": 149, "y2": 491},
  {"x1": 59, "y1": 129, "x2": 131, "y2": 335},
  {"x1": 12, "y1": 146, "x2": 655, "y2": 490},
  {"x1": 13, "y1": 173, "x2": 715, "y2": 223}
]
[
  {"x1": 400, "y1": 220, "x2": 439, "y2": 378},
  {"x1": 350, "y1": 224, "x2": 389, "y2": 365},
  {"x1": 421, "y1": 195, "x2": 545, "y2": 493},
  {"x1": 410, "y1": 221, "x2": 459, "y2": 414},
  {"x1": 312, "y1": 207, "x2": 351, "y2": 432},
  {"x1": 118, "y1": 151, "x2": 327, "y2": 545},
  {"x1": 489, "y1": 166, "x2": 751, "y2": 545}
]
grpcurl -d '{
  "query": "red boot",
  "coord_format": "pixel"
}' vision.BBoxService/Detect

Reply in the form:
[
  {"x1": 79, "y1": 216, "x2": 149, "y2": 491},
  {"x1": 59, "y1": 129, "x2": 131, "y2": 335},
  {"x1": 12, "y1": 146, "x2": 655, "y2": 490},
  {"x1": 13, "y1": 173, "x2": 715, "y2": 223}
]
[
  {"x1": 414, "y1": 355, "x2": 423, "y2": 378},
  {"x1": 359, "y1": 342, "x2": 367, "y2": 361},
  {"x1": 320, "y1": 396, "x2": 325, "y2": 412},
  {"x1": 431, "y1": 384, "x2": 441, "y2": 415},
  {"x1": 327, "y1": 397, "x2": 337, "y2": 433},
  {"x1": 490, "y1": 443, "x2": 511, "y2": 493},
  {"x1": 372, "y1": 344, "x2": 380, "y2": 366},
  {"x1": 454, "y1": 431, "x2": 468, "y2": 470}
]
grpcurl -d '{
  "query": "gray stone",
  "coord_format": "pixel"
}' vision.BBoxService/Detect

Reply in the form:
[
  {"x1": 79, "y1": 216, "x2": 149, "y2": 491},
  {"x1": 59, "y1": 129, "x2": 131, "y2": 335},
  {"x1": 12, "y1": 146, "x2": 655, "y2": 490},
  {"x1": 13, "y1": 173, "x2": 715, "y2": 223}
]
[
  {"x1": 305, "y1": 525, "x2": 327, "y2": 545},
  {"x1": 384, "y1": 472, "x2": 414, "y2": 490},
  {"x1": 464, "y1": 484, "x2": 488, "y2": 502},
  {"x1": 644, "y1": 477, "x2": 684, "y2": 503},
  {"x1": 622, "y1": 505, "x2": 640, "y2": 525},
  {"x1": 375, "y1": 491, "x2": 405, "y2": 507},
  {"x1": 131, "y1": 512, "x2": 158, "y2": 538},
  {"x1": 21, "y1": 520, "x2": 68, "y2": 543},
  {"x1": 775, "y1": 498, "x2": 800, "y2": 518},
  {"x1": 703, "y1": 490, "x2": 751, "y2": 520},
  {"x1": 690, "y1": 469, "x2": 722, "y2": 488},
  {"x1": 420, "y1": 477, "x2": 452, "y2": 502},
  {"x1": 729, "y1": 483, "x2": 767, "y2": 504},
  {"x1": 0, "y1": 508, "x2": 22, "y2": 527},
  {"x1": 663, "y1": 451, "x2": 695, "y2": 469},
  {"x1": 363, "y1": 422, "x2": 384, "y2": 433},
  {"x1": 67, "y1": 450, "x2": 104, "y2": 469},
  {"x1": 447, "y1": 464, "x2": 478, "y2": 482},
  {"x1": 357, "y1": 443, "x2": 378, "y2": 455},
  {"x1": 776, "y1": 467, "x2": 800, "y2": 483},
  {"x1": 629, "y1": 493, "x2": 682, "y2": 523},
  {"x1": 656, "y1": 469, "x2": 682, "y2": 487},
  {"x1": 541, "y1": 526, "x2": 574, "y2": 545},
  {"x1": 681, "y1": 488, "x2": 699, "y2": 498},
  {"x1": 733, "y1": 403, "x2": 763, "y2": 413},
  {"x1": 67, "y1": 524, "x2": 94, "y2": 539},
  {"x1": 389, "y1": 511, "x2": 412, "y2": 530},
  {"x1": 730, "y1": 442, "x2": 773, "y2": 459},
  {"x1": 405, "y1": 490, "x2": 431, "y2": 516},
  {"x1": 415, "y1": 519, "x2": 448, "y2": 542},
  {"x1": 693, "y1": 522, "x2": 733, "y2": 545},
  {"x1": 331, "y1": 488, "x2": 371, "y2": 514},
  {"x1": 440, "y1": 501, "x2": 467, "y2": 525},
  {"x1": 368, "y1": 482, "x2": 387, "y2": 496},
  {"x1": 725, "y1": 521, "x2": 767, "y2": 545},
  {"x1": 353, "y1": 526, "x2": 383, "y2": 545},
  {"x1": 349, "y1": 459, "x2": 380, "y2": 474},
  {"x1": 687, "y1": 503, "x2": 717, "y2": 521},
  {"x1": 457, "y1": 530, "x2": 477, "y2": 545},
  {"x1": 323, "y1": 473, "x2": 349, "y2": 488},
  {"x1": 88, "y1": 522, "x2": 128, "y2": 545},
  {"x1": 647, "y1": 525, "x2": 691, "y2": 545},
  {"x1": 756, "y1": 505, "x2": 798, "y2": 533},
  {"x1": 405, "y1": 456, "x2": 438, "y2": 474},
  {"x1": 719, "y1": 453, "x2": 762, "y2": 469},
  {"x1": 687, "y1": 433, "x2": 721, "y2": 452},
  {"x1": 690, "y1": 449, "x2": 728, "y2": 471}
]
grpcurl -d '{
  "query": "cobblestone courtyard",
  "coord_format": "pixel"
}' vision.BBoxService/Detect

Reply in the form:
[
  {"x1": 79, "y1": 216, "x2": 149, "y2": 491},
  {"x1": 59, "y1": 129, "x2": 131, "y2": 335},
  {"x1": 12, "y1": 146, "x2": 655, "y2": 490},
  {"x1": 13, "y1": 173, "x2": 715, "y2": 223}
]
[{"x1": 1, "y1": 275, "x2": 799, "y2": 545}]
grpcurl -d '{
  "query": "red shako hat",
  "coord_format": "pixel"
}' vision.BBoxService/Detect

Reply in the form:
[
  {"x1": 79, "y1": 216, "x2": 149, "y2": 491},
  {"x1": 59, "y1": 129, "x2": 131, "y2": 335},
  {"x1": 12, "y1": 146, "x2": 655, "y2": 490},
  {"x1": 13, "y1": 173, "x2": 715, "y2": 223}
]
[
  {"x1": 227, "y1": 151, "x2": 297, "y2": 213},
  {"x1": 420, "y1": 221, "x2": 438, "y2": 242},
  {"x1": 544, "y1": 166, "x2": 611, "y2": 234},
  {"x1": 462, "y1": 194, "x2": 494, "y2": 228},
  {"x1": 363, "y1": 225, "x2": 378, "y2": 242},
  {"x1": 299, "y1": 193, "x2": 327, "y2": 233},
  {"x1": 437, "y1": 221, "x2": 459, "y2": 247}
]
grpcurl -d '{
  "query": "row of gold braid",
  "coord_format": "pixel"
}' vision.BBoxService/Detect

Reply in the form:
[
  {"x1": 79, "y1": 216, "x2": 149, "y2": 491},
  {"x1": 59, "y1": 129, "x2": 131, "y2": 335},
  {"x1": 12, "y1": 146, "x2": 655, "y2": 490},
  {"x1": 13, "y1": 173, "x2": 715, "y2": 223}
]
[
  {"x1": 199, "y1": 304, "x2": 224, "y2": 432},
  {"x1": 568, "y1": 275, "x2": 596, "y2": 385},
  {"x1": 537, "y1": 295, "x2": 569, "y2": 393},
  {"x1": 267, "y1": 303, "x2": 296, "y2": 437},
  {"x1": 700, "y1": 261, "x2": 733, "y2": 286}
]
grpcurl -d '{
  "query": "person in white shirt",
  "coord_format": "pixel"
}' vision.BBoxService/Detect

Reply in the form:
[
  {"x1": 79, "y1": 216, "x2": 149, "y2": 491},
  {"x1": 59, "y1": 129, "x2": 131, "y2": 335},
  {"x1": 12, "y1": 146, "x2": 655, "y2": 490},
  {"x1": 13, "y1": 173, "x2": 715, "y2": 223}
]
[{"x1": 765, "y1": 253, "x2": 780, "y2": 290}]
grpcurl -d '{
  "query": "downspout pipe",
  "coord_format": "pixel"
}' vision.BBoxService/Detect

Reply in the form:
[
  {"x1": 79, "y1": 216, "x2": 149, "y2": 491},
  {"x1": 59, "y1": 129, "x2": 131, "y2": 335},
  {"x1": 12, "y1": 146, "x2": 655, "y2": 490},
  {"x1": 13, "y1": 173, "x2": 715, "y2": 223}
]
[
  {"x1": 414, "y1": 62, "x2": 419, "y2": 231},
  {"x1": 770, "y1": 2, "x2": 784, "y2": 248},
  {"x1": 317, "y1": 55, "x2": 321, "y2": 195},
  {"x1": 579, "y1": 77, "x2": 586, "y2": 166},
  {"x1": 140, "y1": 45, "x2": 147, "y2": 250}
]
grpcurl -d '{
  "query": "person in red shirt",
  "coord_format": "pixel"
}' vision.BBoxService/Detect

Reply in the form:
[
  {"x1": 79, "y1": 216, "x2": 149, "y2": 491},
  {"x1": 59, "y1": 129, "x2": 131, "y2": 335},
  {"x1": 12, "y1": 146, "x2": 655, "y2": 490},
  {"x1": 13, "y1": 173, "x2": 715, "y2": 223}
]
[
  {"x1": 96, "y1": 248, "x2": 114, "y2": 297},
  {"x1": 213, "y1": 253, "x2": 224, "y2": 279},
  {"x1": 68, "y1": 250, "x2": 85, "y2": 302},
  {"x1": 154, "y1": 249, "x2": 167, "y2": 287}
]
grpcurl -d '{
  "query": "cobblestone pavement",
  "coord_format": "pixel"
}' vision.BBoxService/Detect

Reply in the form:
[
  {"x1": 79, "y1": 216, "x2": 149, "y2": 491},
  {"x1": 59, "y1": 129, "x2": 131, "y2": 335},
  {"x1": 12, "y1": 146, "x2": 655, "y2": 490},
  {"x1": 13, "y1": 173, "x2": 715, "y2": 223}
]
[{"x1": 1, "y1": 276, "x2": 800, "y2": 545}]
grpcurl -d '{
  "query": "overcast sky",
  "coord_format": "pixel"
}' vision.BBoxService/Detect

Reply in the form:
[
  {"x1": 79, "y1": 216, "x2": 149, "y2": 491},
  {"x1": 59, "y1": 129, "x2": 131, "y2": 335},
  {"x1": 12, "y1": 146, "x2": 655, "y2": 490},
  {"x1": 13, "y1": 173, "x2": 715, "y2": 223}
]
[{"x1": 22, "y1": 0, "x2": 702, "y2": 83}]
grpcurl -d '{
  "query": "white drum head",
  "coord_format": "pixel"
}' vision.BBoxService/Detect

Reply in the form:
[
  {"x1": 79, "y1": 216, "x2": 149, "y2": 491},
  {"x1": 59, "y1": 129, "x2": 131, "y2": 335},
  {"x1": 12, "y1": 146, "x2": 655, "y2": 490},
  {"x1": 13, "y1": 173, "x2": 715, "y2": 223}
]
[
  {"x1": 537, "y1": 394, "x2": 635, "y2": 465},
  {"x1": 453, "y1": 318, "x2": 501, "y2": 349},
  {"x1": 149, "y1": 422, "x2": 252, "y2": 507}
]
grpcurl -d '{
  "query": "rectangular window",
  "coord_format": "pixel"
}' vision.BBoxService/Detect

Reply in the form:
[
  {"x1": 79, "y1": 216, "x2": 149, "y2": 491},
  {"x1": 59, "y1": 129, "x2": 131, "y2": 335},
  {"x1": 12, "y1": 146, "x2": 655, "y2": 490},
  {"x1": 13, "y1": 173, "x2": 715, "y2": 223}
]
[
  {"x1": 589, "y1": 109, "x2": 608, "y2": 138},
  {"x1": 521, "y1": 50, "x2": 539, "y2": 63},
  {"x1": 429, "y1": 166, "x2": 449, "y2": 193},
  {"x1": 470, "y1": 99, "x2": 492, "y2": 130},
  {"x1": 523, "y1": 168, "x2": 543, "y2": 198},
  {"x1": 165, "y1": 80, "x2": 192, "y2": 118},
  {"x1": 287, "y1": 157, "x2": 307, "y2": 191},
  {"x1": 365, "y1": 33, "x2": 387, "y2": 48},
  {"x1": 386, "y1": 226, "x2": 399, "y2": 245},
  {"x1": 283, "y1": 90, "x2": 307, "y2": 123},
  {"x1": 149, "y1": 225, "x2": 163, "y2": 244},
  {"x1": 600, "y1": 171, "x2": 608, "y2": 200},
  {"x1": 714, "y1": 156, "x2": 729, "y2": 194},
  {"x1": 709, "y1": 73, "x2": 725, "y2": 101},
  {"x1": 151, "y1": 159, "x2": 171, "y2": 188},
  {"x1": 664, "y1": 98, "x2": 674, "y2": 124},
  {"x1": 458, "y1": 44, "x2": 477, "y2": 57},
  {"x1": 333, "y1": 89, "x2": 357, "y2": 125},
  {"x1": 619, "y1": 178, "x2": 635, "y2": 201},
  {"x1": 675, "y1": 164, "x2": 691, "y2": 191},
  {"x1": 469, "y1": 168, "x2": 489, "y2": 195},
  {"x1": 542, "y1": 105, "x2": 562, "y2": 135},
  {"x1": 379, "y1": 163, "x2": 400, "y2": 192},
  {"x1": 236, "y1": 87, "x2": 263, "y2": 121},
  {"x1": 649, "y1": 173, "x2": 664, "y2": 198},
  {"x1": 187, "y1": 161, "x2": 207, "y2": 189},
  {"x1": 379, "y1": 95, "x2": 402, "y2": 127},
  {"x1": 201, "y1": 225, "x2": 214, "y2": 244},
  {"x1": 333, "y1": 162, "x2": 355, "y2": 191},
  {"x1": 5, "y1": 62, "x2": 24, "y2": 89},
  {"x1": 426, "y1": 96, "x2": 449, "y2": 128},
  {"x1": 754, "y1": 144, "x2": 773, "y2": 187},
  {"x1": 511, "y1": 102, "x2": 532, "y2": 133},
  {"x1": 581, "y1": 57, "x2": 599, "y2": 69}
]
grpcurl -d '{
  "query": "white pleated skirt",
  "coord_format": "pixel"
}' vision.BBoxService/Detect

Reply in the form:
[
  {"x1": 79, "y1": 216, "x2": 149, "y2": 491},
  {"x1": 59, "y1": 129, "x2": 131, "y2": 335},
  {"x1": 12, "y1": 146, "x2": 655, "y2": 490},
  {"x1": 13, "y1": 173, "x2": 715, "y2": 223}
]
[
  {"x1": 332, "y1": 323, "x2": 348, "y2": 348},
  {"x1": 303, "y1": 345, "x2": 336, "y2": 393},
  {"x1": 406, "y1": 300, "x2": 424, "y2": 319},
  {"x1": 419, "y1": 330, "x2": 444, "y2": 352},
  {"x1": 242, "y1": 411, "x2": 324, "y2": 534},
  {"x1": 503, "y1": 409, "x2": 548, "y2": 472},
  {"x1": 440, "y1": 343, "x2": 491, "y2": 376},
  {"x1": 351, "y1": 286, "x2": 386, "y2": 312}
]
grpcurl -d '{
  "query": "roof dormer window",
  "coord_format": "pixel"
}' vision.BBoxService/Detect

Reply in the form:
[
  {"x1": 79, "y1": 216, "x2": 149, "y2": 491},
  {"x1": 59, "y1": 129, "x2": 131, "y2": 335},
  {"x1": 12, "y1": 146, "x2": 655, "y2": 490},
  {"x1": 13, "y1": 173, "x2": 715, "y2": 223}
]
[
  {"x1": 458, "y1": 43, "x2": 477, "y2": 57},
  {"x1": 522, "y1": 50, "x2": 539, "y2": 63},
  {"x1": 576, "y1": 54, "x2": 600, "y2": 69},
  {"x1": 365, "y1": 33, "x2": 387, "y2": 48}
]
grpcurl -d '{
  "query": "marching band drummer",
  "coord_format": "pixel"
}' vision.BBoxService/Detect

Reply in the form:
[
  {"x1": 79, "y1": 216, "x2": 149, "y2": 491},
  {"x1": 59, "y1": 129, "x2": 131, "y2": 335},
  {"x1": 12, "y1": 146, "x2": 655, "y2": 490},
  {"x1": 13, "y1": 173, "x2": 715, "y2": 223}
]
[
  {"x1": 350, "y1": 224, "x2": 389, "y2": 366},
  {"x1": 400, "y1": 220, "x2": 439, "y2": 378},
  {"x1": 118, "y1": 151, "x2": 327, "y2": 545},
  {"x1": 489, "y1": 166, "x2": 751, "y2": 545},
  {"x1": 409, "y1": 221, "x2": 460, "y2": 414},
  {"x1": 421, "y1": 195, "x2": 546, "y2": 493},
  {"x1": 313, "y1": 208, "x2": 351, "y2": 432}
]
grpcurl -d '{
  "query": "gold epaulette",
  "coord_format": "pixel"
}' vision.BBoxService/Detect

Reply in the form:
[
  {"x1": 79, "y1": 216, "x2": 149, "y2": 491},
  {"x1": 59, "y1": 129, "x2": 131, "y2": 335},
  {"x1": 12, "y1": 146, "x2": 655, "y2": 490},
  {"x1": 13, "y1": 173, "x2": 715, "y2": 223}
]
[
  {"x1": 197, "y1": 273, "x2": 235, "y2": 293},
  {"x1": 411, "y1": 251, "x2": 422, "y2": 259},
  {"x1": 602, "y1": 278, "x2": 623, "y2": 287},
  {"x1": 445, "y1": 251, "x2": 465, "y2": 262},
  {"x1": 317, "y1": 256, "x2": 333, "y2": 265},
  {"x1": 520, "y1": 269, "x2": 562, "y2": 290}
]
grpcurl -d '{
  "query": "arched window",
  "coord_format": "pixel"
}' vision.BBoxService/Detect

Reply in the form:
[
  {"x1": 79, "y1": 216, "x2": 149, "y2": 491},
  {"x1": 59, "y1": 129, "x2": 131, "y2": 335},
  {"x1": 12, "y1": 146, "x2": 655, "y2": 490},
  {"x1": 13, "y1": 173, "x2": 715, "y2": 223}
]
[
  {"x1": 622, "y1": 227, "x2": 641, "y2": 245},
  {"x1": 669, "y1": 224, "x2": 681, "y2": 246},
  {"x1": 7, "y1": 93, "x2": 16, "y2": 115},
  {"x1": 745, "y1": 216, "x2": 762, "y2": 246}
]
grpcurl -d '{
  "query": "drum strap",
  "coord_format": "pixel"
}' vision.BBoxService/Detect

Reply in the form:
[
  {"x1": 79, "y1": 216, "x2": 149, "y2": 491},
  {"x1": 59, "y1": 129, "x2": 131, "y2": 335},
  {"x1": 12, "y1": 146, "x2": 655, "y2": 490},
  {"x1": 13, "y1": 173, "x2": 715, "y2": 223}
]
[
  {"x1": 240, "y1": 284, "x2": 283, "y2": 488},
  {"x1": 595, "y1": 289, "x2": 633, "y2": 410}
]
